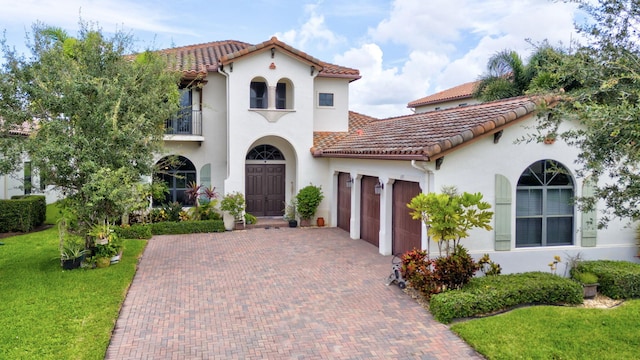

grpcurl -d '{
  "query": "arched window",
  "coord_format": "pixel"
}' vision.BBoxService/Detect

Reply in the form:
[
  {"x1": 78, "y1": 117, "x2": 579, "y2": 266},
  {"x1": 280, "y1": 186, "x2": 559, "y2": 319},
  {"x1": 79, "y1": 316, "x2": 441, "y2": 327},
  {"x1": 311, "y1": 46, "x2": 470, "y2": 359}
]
[
  {"x1": 154, "y1": 155, "x2": 196, "y2": 206},
  {"x1": 516, "y1": 159, "x2": 574, "y2": 247},
  {"x1": 246, "y1": 145, "x2": 285, "y2": 160},
  {"x1": 276, "y1": 78, "x2": 294, "y2": 109},
  {"x1": 250, "y1": 78, "x2": 268, "y2": 109}
]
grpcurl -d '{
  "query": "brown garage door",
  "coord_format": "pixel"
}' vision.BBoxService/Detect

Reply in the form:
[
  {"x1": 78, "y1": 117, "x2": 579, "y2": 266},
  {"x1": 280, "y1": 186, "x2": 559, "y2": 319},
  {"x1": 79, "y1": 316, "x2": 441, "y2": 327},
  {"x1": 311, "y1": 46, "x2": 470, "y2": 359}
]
[
  {"x1": 360, "y1": 176, "x2": 380, "y2": 247},
  {"x1": 392, "y1": 181, "x2": 422, "y2": 255},
  {"x1": 337, "y1": 172, "x2": 351, "y2": 232}
]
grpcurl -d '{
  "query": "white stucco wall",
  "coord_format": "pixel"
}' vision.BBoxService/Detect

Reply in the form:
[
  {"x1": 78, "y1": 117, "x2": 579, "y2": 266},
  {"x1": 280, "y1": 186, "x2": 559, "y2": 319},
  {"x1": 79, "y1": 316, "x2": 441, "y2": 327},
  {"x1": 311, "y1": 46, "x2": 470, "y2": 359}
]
[
  {"x1": 313, "y1": 77, "x2": 350, "y2": 132},
  {"x1": 221, "y1": 49, "x2": 330, "y2": 198}
]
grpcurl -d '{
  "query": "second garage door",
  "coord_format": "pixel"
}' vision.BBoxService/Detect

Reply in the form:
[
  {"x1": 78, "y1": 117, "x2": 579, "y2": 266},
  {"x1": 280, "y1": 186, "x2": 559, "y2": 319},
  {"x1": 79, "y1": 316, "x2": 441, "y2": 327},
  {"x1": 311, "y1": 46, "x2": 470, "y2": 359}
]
[
  {"x1": 392, "y1": 180, "x2": 422, "y2": 255},
  {"x1": 360, "y1": 176, "x2": 380, "y2": 247}
]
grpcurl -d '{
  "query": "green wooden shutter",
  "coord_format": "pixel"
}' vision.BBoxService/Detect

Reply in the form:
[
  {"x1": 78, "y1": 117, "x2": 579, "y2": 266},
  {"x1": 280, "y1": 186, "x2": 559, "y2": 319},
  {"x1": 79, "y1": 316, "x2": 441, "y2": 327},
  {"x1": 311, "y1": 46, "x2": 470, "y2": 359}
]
[
  {"x1": 581, "y1": 177, "x2": 597, "y2": 247},
  {"x1": 200, "y1": 164, "x2": 211, "y2": 188},
  {"x1": 494, "y1": 174, "x2": 512, "y2": 251}
]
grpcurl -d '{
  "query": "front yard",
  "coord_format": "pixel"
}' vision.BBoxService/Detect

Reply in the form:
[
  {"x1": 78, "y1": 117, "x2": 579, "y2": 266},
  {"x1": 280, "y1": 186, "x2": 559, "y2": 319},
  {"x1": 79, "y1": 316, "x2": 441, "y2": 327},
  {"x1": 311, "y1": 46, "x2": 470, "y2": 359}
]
[
  {"x1": 0, "y1": 227, "x2": 145, "y2": 360},
  {"x1": 452, "y1": 300, "x2": 640, "y2": 359}
]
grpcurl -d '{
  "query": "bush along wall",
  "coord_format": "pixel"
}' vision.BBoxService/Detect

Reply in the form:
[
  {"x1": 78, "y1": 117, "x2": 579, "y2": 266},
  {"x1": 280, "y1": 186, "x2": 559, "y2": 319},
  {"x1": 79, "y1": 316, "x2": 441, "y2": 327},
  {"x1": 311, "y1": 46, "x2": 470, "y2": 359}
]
[
  {"x1": 114, "y1": 224, "x2": 153, "y2": 239},
  {"x1": 0, "y1": 195, "x2": 46, "y2": 232}
]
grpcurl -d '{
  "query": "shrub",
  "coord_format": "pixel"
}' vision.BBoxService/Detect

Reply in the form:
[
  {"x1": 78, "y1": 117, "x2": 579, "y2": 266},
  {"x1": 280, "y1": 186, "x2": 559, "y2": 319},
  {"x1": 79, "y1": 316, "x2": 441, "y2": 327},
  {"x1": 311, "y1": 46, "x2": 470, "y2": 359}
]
[
  {"x1": 150, "y1": 219, "x2": 225, "y2": 235},
  {"x1": 434, "y1": 245, "x2": 478, "y2": 290},
  {"x1": 400, "y1": 249, "x2": 441, "y2": 298},
  {"x1": 0, "y1": 195, "x2": 46, "y2": 232},
  {"x1": 220, "y1": 192, "x2": 246, "y2": 221},
  {"x1": 162, "y1": 202, "x2": 183, "y2": 222},
  {"x1": 429, "y1": 272, "x2": 583, "y2": 323},
  {"x1": 296, "y1": 185, "x2": 324, "y2": 220},
  {"x1": 575, "y1": 260, "x2": 640, "y2": 299},
  {"x1": 114, "y1": 224, "x2": 152, "y2": 239},
  {"x1": 244, "y1": 212, "x2": 257, "y2": 225},
  {"x1": 477, "y1": 253, "x2": 502, "y2": 276}
]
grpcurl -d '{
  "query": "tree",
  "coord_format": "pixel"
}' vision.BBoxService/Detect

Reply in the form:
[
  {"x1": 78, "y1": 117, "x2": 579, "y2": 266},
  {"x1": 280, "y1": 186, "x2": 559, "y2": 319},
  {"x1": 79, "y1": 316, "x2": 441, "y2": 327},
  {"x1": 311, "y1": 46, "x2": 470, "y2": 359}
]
[
  {"x1": 534, "y1": 0, "x2": 640, "y2": 225},
  {"x1": 0, "y1": 21, "x2": 181, "y2": 233},
  {"x1": 407, "y1": 186, "x2": 493, "y2": 256},
  {"x1": 473, "y1": 44, "x2": 568, "y2": 101}
]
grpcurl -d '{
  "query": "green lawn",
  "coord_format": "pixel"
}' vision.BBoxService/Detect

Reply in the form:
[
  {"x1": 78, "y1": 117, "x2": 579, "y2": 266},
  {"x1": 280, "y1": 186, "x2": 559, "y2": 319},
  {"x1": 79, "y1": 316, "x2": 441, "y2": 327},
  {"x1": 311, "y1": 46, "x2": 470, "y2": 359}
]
[
  {"x1": 0, "y1": 227, "x2": 146, "y2": 359},
  {"x1": 451, "y1": 301, "x2": 640, "y2": 360}
]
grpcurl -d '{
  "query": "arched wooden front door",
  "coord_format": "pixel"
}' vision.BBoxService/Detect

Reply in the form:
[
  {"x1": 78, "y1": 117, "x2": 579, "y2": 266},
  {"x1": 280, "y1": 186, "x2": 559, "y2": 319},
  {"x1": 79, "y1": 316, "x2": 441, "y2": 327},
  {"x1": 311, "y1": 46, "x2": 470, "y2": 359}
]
[{"x1": 245, "y1": 145, "x2": 286, "y2": 217}]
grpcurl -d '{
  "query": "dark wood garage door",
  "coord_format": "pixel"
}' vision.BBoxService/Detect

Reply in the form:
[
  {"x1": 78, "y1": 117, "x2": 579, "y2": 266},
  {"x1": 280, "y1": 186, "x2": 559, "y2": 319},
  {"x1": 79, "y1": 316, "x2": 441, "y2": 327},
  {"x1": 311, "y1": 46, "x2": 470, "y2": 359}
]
[
  {"x1": 337, "y1": 172, "x2": 351, "y2": 232},
  {"x1": 360, "y1": 176, "x2": 380, "y2": 247},
  {"x1": 392, "y1": 181, "x2": 422, "y2": 255},
  {"x1": 245, "y1": 164, "x2": 285, "y2": 216}
]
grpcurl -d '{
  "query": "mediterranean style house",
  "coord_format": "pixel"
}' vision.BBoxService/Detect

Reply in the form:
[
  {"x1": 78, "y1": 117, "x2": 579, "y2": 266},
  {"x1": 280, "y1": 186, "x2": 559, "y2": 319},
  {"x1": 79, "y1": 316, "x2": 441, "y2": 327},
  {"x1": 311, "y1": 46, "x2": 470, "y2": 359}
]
[{"x1": 2, "y1": 37, "x2": 636, "y2": 273}]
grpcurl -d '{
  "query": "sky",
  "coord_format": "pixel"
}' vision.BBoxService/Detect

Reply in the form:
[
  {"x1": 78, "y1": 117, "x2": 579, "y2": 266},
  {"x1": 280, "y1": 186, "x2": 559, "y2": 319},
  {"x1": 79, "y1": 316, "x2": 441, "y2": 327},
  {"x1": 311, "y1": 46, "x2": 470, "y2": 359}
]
[{"x1": 0, "y1": 0, "x2": 582, "y2": 118}]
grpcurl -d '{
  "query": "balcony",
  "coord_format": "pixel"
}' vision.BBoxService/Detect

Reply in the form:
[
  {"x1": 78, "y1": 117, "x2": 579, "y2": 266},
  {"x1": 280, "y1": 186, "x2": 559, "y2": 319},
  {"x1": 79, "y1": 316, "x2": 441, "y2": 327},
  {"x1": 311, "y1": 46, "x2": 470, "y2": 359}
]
[{"x1": 163, "y1": 109, "x2": 204, "y2": 142}]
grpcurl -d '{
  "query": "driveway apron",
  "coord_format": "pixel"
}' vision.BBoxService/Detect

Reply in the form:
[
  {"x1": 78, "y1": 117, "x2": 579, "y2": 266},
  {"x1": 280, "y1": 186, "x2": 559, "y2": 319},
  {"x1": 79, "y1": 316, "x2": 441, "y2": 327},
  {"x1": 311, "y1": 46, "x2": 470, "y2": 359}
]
[{"x1": 106, "y1": 227, "x2": 483, "y2": 360}]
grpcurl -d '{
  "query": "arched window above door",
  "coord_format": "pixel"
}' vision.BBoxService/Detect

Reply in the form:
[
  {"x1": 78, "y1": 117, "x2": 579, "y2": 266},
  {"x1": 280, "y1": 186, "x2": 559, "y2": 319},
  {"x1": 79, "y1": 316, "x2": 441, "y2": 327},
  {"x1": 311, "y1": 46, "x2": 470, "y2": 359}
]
[{"x1": 246, "y1": 145, "x2": 285, "y2": 160}]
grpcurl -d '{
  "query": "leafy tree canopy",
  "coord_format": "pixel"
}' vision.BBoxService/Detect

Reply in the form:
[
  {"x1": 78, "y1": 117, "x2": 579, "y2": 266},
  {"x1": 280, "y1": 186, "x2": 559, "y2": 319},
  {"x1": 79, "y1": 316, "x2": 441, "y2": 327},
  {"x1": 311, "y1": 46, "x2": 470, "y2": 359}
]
[
  {"x1": 0, "y1": 20, "x2": 181, "y2": 231},
  {"x1": 532, "y1": 0, "x2": 640, "y2": 225}
]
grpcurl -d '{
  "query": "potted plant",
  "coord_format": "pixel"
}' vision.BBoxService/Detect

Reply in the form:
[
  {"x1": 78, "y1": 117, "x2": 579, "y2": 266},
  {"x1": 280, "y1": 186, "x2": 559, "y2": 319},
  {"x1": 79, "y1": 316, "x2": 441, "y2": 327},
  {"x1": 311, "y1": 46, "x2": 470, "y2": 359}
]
[
  {"x1": 60, "y1": 235, "x2": 89, "y2": 270},
  {"x1": 573, "y1": 271, "x2": 599, "y2": 299},
  {"x1": 283, "y1": 199, "x2": 298, "y2": 228},
  {"x1": 295, "y1": 184, "x2": 324, "y2": 227},
  {"x1": 88, "y1": 222, "x2": 122, "y2": 267},
  {"x1": 220, "y1": 191, "x2": 246, "y2": 230}
]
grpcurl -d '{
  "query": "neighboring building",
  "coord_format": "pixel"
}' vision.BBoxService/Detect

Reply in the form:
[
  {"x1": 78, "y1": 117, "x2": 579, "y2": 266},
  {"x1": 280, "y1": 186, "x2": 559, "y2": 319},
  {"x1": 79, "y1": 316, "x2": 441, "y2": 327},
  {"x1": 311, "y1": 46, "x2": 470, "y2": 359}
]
[{"x1": 407, "y1": 80, "x2": 480, "y2": 113}]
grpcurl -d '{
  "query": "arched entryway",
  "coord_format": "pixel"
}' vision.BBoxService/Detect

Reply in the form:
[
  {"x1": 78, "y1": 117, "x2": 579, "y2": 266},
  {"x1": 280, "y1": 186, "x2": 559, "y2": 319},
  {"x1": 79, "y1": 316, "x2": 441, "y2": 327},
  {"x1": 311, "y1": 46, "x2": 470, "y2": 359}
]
[{"x1": 245, "y1": 144, "x2": 286, "y2": 216}]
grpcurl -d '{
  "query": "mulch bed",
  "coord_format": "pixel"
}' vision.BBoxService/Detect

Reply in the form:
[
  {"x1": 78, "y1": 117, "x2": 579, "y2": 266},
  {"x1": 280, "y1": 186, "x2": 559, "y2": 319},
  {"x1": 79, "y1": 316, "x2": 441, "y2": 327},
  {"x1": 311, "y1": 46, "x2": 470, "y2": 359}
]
[{"x1": 0, "y1": 224, "x2": 53, "y2": 240}]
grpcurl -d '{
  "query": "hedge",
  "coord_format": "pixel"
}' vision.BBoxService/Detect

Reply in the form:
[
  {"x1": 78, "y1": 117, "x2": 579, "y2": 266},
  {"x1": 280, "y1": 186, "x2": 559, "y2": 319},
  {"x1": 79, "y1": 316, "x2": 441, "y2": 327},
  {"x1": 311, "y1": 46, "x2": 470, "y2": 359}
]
[
  {"x1": 575, "y1": 260, "x2": 640, "y2": 299},
  {"x1": 114, "y1": 224, "x2": 153, "y2": 239},
  {"x1": 0, "y1": 195, "x2": 46, "y2": 232},
  {"x1": 429, "y1": 272, "x2": 583, "y2": 323},
  {"x1": 149, "y1": 220, "x2": 225, "y2": 235}
]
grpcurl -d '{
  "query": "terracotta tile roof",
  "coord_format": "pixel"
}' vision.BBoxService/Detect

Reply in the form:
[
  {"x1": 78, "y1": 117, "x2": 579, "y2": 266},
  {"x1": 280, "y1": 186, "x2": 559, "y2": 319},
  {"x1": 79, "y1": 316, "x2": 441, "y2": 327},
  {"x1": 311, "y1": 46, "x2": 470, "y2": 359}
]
[
  {"x1": 313, "y1": 111, "x2": 378, "y2": 151},
  {"x1": 313, "y1": 95, "x2": 558, "y2": 161},
  {"x1": 157, "y1": 37, "x2": 360, "y2": 80},
  {"x1": 407, "y1": 80, "x2": 480, "y2": 108},
  {"x1": 157, "y1": 40, "x2": 252, "y2": 79}
]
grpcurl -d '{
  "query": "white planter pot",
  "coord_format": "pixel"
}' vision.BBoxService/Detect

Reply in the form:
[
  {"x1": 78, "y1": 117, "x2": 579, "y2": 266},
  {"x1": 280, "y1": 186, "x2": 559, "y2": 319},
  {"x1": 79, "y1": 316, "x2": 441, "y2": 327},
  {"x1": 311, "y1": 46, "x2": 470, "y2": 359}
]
[{"x1": 223, "y1": 211, "x2": 235, "y2": 231}]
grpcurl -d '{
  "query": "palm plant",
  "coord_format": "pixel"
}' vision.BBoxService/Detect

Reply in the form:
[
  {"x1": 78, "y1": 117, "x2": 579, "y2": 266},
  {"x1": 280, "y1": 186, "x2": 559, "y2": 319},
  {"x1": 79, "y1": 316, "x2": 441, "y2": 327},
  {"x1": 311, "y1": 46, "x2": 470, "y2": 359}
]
[{"x1": 473, "y1": 44, "x2": 568, "y2": 101}]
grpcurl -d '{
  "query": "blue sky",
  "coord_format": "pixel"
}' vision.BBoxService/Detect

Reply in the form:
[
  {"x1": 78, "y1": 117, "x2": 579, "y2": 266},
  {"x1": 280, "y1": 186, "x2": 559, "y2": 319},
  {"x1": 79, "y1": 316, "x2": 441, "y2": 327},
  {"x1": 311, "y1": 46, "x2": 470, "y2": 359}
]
[{"x1": 0, "y1": 0, "x2": 580, "y2": 117}]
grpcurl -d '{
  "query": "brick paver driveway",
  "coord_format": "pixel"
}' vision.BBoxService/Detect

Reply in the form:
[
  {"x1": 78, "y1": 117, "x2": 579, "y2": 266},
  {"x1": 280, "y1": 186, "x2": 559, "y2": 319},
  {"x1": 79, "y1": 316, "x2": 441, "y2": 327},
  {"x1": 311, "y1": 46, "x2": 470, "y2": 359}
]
[{"x1": 106, "y1": 227, "x2": 482, "y2": 359}]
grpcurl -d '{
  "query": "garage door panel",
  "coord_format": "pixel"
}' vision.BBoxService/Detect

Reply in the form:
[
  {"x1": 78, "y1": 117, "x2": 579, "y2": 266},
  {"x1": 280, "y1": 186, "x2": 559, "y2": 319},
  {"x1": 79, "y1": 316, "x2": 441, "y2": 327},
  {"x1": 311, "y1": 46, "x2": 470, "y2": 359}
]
[
  {"x1": 360, "y1": 176, "x2": 380, "y2": 247},
  {"x1": 337, "y1": 172, "x2": 351, "y2": 232},
  {"x1": 393, "y1": 181, "x2": 422, "y2": 255}
]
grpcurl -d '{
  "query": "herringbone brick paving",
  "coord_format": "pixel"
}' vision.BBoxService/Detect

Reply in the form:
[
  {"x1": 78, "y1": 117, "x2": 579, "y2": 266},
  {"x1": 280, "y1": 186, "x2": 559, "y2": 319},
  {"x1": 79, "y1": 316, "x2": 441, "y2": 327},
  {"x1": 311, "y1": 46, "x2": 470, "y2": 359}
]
[{"x1": 106, "y1": 227, "x2": 483, "y2": 359}]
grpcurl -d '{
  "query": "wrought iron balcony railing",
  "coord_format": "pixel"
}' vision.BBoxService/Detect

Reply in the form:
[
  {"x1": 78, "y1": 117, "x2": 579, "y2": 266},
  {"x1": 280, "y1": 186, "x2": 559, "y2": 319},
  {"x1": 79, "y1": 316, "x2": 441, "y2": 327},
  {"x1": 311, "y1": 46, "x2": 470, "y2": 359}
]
[{"x1": 164, "y1": 109, "x2": 202, "y2": 136}]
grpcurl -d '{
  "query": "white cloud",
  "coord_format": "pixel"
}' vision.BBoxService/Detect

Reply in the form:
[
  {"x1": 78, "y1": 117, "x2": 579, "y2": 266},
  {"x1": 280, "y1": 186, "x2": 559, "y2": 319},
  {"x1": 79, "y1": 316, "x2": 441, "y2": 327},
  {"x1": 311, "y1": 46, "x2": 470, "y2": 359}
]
[
  {"x1": 275, "y1": 3, "x2": 345, "y2": 53},
  {"x1": 339, "y1": 0, "x2": 579, "y2": 117}
]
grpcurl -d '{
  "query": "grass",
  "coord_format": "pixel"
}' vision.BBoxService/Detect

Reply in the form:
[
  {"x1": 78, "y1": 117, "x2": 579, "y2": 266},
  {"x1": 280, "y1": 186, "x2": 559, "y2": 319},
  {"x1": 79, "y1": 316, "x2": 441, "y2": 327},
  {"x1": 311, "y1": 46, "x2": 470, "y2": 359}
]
[
  {"x1": 451, "y1": 300, "x2": 640, "y2": 360},
  {"x1": 0, "y1": 213, "x2": 146, "y2": 359}
]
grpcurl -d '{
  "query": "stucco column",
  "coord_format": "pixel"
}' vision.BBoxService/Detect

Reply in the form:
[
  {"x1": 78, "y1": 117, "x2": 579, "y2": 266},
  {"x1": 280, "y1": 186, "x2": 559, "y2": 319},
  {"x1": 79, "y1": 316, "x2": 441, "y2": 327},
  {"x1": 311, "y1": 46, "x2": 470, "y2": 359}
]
[
  {"x1": 378, "y1": 177, "x2": 393, "y2": 256},
  {"x1": 350, "y1": 174, "x2": 361, "y2": 240},
  {"x1": 267, "y1": 85, "x2": 276, "y2": 109}
]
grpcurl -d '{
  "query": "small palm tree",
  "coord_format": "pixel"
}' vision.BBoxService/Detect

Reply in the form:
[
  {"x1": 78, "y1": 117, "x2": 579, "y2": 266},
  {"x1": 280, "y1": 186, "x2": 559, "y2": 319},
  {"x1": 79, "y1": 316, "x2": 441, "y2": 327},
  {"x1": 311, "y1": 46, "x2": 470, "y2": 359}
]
[
  {"x1": 473, "y1": 50, "x2": 528, "y2": 101},
  {"x1": 473, "y1": 44, "x2": 568, "y2": 101}
]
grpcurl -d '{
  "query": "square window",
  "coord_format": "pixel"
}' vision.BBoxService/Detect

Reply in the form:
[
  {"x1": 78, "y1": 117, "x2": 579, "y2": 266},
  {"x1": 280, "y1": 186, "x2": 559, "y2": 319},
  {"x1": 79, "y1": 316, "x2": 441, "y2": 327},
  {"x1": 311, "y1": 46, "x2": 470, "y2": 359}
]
[{"x1": 319, "y1": 93, "x2": 334, "y2": 107}]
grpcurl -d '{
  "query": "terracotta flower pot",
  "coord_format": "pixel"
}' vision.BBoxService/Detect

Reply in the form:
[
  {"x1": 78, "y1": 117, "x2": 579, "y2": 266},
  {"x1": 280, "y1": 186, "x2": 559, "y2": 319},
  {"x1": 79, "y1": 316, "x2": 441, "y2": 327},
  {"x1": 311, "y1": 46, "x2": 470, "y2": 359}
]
[{"x1": 316, "y1": 217, "x2": 325, "y2": 227}]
